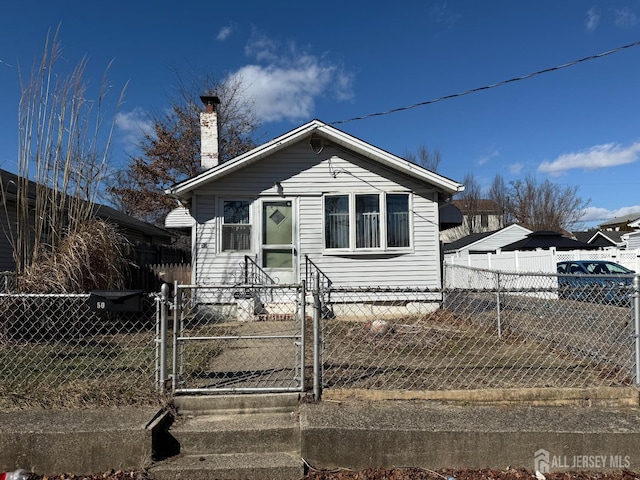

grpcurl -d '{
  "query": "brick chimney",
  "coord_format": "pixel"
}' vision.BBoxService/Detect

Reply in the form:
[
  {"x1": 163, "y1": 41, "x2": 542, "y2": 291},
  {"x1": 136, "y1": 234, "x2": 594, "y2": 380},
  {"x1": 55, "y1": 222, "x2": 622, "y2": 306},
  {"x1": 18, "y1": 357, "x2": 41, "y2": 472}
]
[{"x1": 200, "y1": 95, "x2": 221, "y2": 169}]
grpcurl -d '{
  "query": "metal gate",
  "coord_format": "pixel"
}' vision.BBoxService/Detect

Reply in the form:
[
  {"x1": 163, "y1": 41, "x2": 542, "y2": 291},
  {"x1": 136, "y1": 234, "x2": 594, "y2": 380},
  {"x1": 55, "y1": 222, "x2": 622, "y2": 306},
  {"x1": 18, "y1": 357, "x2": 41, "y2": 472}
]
[{"x1": 157, "y1": 283, "x2": 308, "y2": 394}]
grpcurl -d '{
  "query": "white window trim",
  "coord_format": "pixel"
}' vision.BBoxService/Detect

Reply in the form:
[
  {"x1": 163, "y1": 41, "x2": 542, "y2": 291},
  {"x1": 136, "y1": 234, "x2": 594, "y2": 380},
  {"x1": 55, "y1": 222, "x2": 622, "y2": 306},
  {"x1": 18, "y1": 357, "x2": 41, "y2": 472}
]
[
  {"x1": 322, "y1": 192, "x2": 413, "y2": 255},
  {"x1": 218, "y1": 197, "x2": 253, "y2": 254}
]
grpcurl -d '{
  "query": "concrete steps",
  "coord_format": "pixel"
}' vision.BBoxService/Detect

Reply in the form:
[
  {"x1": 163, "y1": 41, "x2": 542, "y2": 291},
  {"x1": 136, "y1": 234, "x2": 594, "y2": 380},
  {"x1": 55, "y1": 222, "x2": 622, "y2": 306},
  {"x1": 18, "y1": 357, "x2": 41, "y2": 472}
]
[
  {"x1": 148, "y1": 394, "x2": 304, "y2": 480},
  {"x1": 150, "y1": 452, "x2": 302, "y2": 480}
]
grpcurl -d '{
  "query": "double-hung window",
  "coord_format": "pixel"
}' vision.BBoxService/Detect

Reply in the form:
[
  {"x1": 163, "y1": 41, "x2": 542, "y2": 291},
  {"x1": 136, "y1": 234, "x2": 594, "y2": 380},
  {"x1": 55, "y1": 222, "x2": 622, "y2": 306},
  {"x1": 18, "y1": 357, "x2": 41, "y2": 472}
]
[
  {"x1": 221, "y1": 200, "x2": 251, "y2": 251},
  {"x1": 324, "y1": 192, "x2": 410, "y2": 251}
]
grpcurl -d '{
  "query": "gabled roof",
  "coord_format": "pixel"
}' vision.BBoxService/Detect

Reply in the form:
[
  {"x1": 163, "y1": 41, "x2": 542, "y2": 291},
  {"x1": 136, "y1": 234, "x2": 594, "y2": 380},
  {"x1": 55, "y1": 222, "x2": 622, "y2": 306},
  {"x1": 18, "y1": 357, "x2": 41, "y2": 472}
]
[
  {"x1": 572, "y1": 229, "x2": 598, "y2": 243},
  {"x1": 599, "y1": 212, "x2": 640, "y2": 228},
  {"x1": 444, "y1": 230, "x2": 498, "y2": 252},
  {"x1": 587, "y1": 230, "x2": 626, "y2": 246},
  {"x1": 443, "y1": 224, "x2": 532, "y2": 253},
  {"x1": 167, "y1": 119, "x2": 465, "y2": 199},
  {"x1": 501, "y1": 230, "x2": 596, "y2": 251},
  {"x1": 93, "y1": 204, "x2": 173, "y2": 241}
]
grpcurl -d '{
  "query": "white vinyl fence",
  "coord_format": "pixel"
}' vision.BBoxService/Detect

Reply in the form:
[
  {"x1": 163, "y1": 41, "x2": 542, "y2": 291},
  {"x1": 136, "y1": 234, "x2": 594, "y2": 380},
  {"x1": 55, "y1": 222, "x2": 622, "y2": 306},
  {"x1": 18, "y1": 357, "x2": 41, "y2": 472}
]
[{"x1": 445, "y1": 248, "x2": 640, "y2": 274}]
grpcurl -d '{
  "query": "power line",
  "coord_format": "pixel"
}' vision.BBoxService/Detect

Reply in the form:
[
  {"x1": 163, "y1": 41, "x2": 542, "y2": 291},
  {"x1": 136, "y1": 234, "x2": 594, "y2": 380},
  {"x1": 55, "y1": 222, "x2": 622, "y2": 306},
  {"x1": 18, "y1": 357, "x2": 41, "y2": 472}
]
[{"x1": 331, "y1": 40, "x2": 640, "y2": 125}]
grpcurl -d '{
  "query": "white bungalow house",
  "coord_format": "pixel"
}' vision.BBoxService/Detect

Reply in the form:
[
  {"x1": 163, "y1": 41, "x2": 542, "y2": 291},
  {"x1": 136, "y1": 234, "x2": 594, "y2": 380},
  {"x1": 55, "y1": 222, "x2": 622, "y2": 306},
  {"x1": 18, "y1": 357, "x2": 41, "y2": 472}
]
[{"x1": 165, "y1": 97, "x2": 464, "y2": 292}]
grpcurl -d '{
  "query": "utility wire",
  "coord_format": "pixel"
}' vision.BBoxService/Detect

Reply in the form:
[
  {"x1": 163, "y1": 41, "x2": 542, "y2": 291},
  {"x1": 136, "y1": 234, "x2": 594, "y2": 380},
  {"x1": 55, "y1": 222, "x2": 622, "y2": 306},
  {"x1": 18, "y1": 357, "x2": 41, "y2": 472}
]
[{"x1": 331, "y1": 40, "x2": 640, "y2": 125}]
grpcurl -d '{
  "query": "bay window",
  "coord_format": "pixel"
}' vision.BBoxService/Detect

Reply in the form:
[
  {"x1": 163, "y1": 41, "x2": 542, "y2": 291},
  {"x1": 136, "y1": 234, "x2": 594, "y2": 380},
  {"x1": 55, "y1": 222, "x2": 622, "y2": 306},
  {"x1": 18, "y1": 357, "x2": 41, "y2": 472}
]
[{"x1": 324, "y1": 193, "x2": 410, "y2": 251}]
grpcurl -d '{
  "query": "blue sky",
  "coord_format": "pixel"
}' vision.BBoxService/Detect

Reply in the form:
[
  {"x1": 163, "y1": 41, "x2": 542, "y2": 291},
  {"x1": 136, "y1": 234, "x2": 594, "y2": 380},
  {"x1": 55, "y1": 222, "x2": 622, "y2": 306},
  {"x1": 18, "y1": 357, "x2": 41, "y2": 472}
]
[{"x1": 2, "y1": 1, "x2": 640, "y2": 228}]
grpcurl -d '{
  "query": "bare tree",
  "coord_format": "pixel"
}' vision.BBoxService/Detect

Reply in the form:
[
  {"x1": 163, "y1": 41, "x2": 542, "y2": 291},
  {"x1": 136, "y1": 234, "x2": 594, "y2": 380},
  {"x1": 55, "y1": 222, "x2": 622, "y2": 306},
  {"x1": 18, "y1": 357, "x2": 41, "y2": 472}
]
[
  {"x1": 3, "y1": 27, "x2": 129, "y2": 291},
  {"x1": 457, "y1": 173, "x2": 483, "y2": 233},
  {"x1": 488, "y1": 174, "x2": 514, "y2": 226},
  {"x1": 506, "y1": 174, "x2": 589, "y2": 232},
  {"x1": 109, "y1": 71, "x2": 260, "y2": 225},
  {"x1": 404, "y1": 145, "x2": 441, "y2": 172}
]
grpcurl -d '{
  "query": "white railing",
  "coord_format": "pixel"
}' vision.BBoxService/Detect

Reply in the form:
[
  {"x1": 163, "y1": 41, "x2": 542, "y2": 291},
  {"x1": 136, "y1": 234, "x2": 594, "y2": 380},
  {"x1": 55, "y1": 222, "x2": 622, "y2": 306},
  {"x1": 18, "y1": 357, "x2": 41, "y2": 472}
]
[{"x1": 357, "y1": 212, "x2": 380, "y2": 248}]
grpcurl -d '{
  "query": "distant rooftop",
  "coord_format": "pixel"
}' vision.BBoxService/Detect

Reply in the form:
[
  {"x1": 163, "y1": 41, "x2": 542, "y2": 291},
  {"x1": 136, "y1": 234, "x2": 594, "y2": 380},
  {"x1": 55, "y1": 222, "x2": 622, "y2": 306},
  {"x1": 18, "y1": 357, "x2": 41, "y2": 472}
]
[
  {"x1": 452, "y1": 199, "x2": 500, "y2": 214},
  {"x1": 599, "y1": 212, "x2": 640, "y2": 228}
]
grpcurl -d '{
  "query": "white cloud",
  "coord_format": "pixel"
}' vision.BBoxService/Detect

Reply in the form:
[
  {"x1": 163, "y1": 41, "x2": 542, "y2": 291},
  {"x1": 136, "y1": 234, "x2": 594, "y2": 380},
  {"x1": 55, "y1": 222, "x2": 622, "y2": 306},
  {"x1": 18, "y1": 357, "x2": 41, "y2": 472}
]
[
  {"x1": 115, "y1": 108, "x2": 154, "y2": 151},
  {"x1": 228, "y1": 35, "x2": 354, "y2": 123},
  {"x1": 614, "y1": 7, "x2": 639, "y2": 28},
  {"x1": 477, "y1": 148, "x2": 499, "y2": 166},
  {"x1": 581, "y1": 205, "x2": 640, "y2": 223},
  {"x1": 508, "y1": 163, "x2": 524, "y2": 175},
  {"x1": 538, "y1": 142, "x2": 640, "y2": 175},
  {"x1": 217, "y1": 26, "x2": 233, "y2": 41},
  {"x1": 430, "y1": 3, "x2": 462, "y2": 30},
  {"x1": 585, "y1": 7, "x2": 601, "y2": 31},
  {"x1": 244, "y1": 34, "x2": 279, "y2": 63}
]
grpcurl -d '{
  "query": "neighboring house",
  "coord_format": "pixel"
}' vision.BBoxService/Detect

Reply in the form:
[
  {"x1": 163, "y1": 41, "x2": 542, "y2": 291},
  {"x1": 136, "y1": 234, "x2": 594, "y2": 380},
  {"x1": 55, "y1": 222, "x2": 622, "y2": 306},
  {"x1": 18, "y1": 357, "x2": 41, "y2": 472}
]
[
  {"x1": 0, "y1": 168, "x2": 180, "y2": 274},
  {"x1": 500, "y1": 230, "x2": 596, "y2": 251},
  {"x1": 165, "y1": 97, "x2": 465, "y2": 289},
  {"x1": 572, "y1": 229, "x2": 598, "y2": 244},
  {"x1": 440, "y1": 199, "x2": 503, "y2": 243},
  {"x1": 443, "y1": 224, "x2": 532, "y2": 254},
  {"x1": 627, "y1": 231, "x2": 640, "y2": 250},
  {"x1": 599, "y1": 212, "x2": 640, "y2": 232},
  {"x1": 586, "y1": 230, "x2": 627, "y2": 249},
  {"x1": 573, "y1": 229, "x2": 629, "y2": 249}
]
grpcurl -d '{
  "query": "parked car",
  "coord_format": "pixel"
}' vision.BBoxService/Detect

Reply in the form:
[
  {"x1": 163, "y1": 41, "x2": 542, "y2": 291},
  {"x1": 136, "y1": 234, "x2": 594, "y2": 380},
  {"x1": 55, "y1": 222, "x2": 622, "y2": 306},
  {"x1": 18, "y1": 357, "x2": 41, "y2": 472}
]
[{"x1": 556, "y1": 260, "x2": 635, "y2": 304}]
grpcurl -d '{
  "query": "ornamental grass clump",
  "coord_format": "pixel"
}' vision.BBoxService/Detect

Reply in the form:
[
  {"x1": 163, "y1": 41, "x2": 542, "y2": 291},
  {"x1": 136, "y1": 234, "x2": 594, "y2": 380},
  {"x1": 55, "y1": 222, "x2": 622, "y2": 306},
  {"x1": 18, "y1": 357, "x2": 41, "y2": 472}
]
[{"x1": 17, "y1": 219, "x2": 130, "y2": 293}]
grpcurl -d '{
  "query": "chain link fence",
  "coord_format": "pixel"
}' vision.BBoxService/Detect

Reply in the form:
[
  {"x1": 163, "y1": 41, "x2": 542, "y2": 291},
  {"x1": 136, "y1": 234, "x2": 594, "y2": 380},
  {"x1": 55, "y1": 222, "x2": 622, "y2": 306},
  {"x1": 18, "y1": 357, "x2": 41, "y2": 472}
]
[
  {"x1": 320, "y1": 264, "x2": 638, "y2": 391},
  {"x1": 3, "y1": 262, "x2": 638, "y2": 409},
  {"x1": 168, "y1": 284, "x2": 306, "y2": 394},
  {"x1": 0, "y1": 292, "x2": 160, "y2": 409}
]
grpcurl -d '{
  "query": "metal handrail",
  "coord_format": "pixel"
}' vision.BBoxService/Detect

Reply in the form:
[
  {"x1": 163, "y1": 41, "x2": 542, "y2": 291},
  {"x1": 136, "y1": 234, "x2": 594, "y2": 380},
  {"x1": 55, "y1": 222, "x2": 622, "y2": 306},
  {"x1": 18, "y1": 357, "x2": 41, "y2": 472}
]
[
  {"x1": 305, "y1": 255, "x2": 332, "y2": 292},
  {"x1": 243, "y1": 255, "x2": 276, "y2": 285}
]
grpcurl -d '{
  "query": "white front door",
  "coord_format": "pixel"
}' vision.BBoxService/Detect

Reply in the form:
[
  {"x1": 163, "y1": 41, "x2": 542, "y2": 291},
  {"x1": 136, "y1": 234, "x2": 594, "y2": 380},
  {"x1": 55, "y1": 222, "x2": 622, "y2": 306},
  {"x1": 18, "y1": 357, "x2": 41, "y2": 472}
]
[{"x1": 260, "y1": 199, "x2": 296, "y2": 284}]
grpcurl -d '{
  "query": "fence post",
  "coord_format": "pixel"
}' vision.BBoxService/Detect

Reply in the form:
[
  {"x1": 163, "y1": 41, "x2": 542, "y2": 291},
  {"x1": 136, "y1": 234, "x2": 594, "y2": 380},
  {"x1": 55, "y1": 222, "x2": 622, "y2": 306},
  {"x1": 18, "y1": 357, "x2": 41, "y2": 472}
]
[
  {"x1": 634, "y1": 275, "x2": 640, "y2": 385},
  {"x1": 172, "y1": 281, "x2": 181, "y2": 392},
  {"x1": 300, "y1": 280, "x2": 306, "y2": 392},
  {"x1": 496, "y1": 271, "x2": 502, "y2": 338},
  {"x1": 313, "y1": 274, "x2": 322, "y2": 401},
  {"x1": 158, "y1": 283, "x2": 170, "y2": 392}
]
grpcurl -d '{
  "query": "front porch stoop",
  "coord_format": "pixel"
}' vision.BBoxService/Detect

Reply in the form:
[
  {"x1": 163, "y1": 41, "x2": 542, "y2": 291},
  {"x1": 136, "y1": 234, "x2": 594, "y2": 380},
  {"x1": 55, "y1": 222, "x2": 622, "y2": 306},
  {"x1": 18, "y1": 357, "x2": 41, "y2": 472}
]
[{"x1": 148, "y1": 393, "x2": 304, "y2": 480}]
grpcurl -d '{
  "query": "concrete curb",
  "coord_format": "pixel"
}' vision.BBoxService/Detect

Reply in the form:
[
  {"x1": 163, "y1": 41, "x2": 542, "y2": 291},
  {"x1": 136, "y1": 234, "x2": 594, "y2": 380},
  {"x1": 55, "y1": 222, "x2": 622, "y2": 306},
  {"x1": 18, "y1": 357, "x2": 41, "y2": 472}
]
[
  {"x1": 0, "y1": 407, "x2": 158, "y2": 476},
  {"x1": 300, "y1": 399, "x2": 640, "y2": 471},
  {"x1": 2, "y1": 387, "x2": 640, "y2": 476},
  {"x1": 323, "y1": 386, "x2": 640, "y2": 406}
]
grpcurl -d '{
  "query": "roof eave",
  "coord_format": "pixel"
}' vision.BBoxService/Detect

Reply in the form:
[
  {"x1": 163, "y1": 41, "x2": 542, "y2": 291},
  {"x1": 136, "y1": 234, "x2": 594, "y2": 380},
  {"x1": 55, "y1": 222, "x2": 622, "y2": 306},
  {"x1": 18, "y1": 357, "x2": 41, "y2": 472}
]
[
  {"x1": 166, "y1": 121, "x2": 324, "y2": 199},
  {"x1": 313, "y1": 123, "x2": 464, "y2": 195},
  {"x1": 166, "y1": 120, "x2": 465, "y2": 198}
]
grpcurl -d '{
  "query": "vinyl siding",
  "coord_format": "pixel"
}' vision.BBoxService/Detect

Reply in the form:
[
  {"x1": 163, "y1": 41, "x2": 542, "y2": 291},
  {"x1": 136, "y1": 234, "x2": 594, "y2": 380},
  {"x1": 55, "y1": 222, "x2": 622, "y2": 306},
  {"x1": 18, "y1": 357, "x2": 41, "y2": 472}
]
[
  {"x1": 463, "y1": 225, "x2": 531, "y2": 253},
  {"x1": 627, "y1": 232, "x2": 640, "y2": 250},
  {"x1": 192, "y1": 141, "x2": 442, "y2": 288}
]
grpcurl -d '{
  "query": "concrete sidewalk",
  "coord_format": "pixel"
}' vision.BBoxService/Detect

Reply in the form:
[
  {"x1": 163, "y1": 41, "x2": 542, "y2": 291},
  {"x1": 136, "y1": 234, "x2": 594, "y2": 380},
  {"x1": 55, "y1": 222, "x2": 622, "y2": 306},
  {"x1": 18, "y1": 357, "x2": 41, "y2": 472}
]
[
  {"x1": 2, "y1": 388, "x2": 640, "y2": 477},
  {"x1": 301, "y1": 395, "x2": 640, "y2": 471}
]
